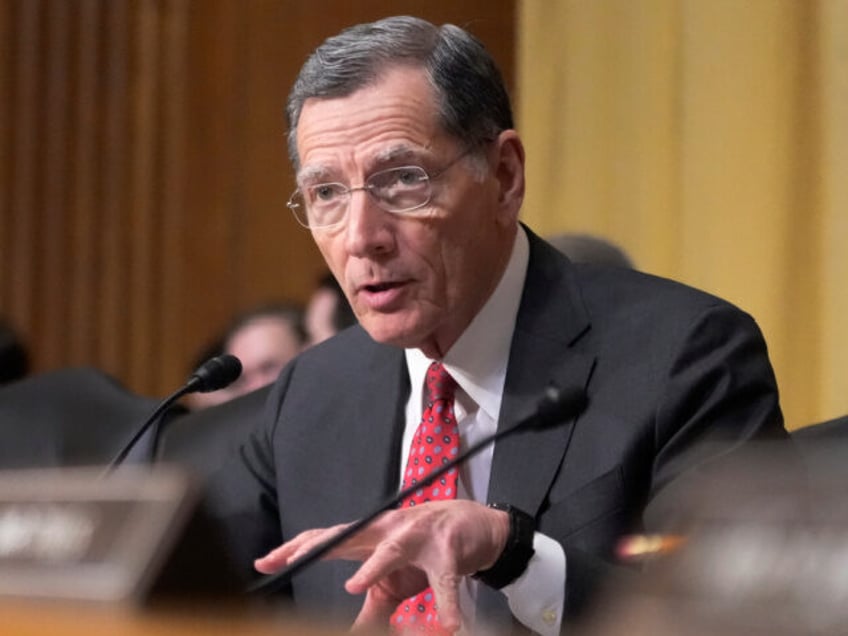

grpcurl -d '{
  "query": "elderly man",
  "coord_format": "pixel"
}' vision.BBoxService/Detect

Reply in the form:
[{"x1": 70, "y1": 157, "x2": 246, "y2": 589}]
[{"x1": 210, "y1": 16, "x2": 785, "y2": 635}]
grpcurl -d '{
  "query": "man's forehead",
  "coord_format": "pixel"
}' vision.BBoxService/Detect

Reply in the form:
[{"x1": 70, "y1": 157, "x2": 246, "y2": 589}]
[
  {"x1": 296, "y1": 143, "x2": 432, "y2": 183},
  {"x1": 294, "y1": 66, "x2": 441, "y2": 178}
]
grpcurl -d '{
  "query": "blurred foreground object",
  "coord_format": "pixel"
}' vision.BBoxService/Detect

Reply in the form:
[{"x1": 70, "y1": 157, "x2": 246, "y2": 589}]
[
  {"x1": 793, "y1": 414, "x2": 848, "y2": 444},
  {"x1": 0, "y1": 466, "x2": 244, "y2": 605},
  {"x1": 0, "y1": 468, "x2": 361, "y2": 635},
  {"x1": 0, "y1": 368, "x2": 167, "y2": 469},
  {"x1": 579, "y1": 442, "x2": 848, "y2": 636},
  {"x1": 0, "y1": 601, "x2": 347, "y2": 636}
]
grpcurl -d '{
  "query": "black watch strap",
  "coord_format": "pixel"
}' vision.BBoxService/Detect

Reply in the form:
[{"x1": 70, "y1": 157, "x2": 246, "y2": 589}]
[{"x1": 473, "y1": 503, "x2": 536, "y2": 589}]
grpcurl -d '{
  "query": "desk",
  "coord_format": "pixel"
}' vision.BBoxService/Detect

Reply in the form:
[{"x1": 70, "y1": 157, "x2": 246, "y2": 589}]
[{"x1": 0, "y1": 600, "x2": 358, "y2": 636}]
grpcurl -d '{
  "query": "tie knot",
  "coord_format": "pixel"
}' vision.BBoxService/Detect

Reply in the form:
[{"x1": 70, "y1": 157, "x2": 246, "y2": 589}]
[{"x1": 424, "y1": 362, "x2": 456, "y2": 404}]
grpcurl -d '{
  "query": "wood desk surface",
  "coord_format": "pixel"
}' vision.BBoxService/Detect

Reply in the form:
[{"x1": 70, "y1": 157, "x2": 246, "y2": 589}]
[{"x1": 0, "y1": 600, "x2": 359, "y2": 635}]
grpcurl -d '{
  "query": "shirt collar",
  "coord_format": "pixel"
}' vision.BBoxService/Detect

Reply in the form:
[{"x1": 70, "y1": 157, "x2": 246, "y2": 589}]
[{"x1": 406, "y1": 226, "x2": 529, "y2": 422}]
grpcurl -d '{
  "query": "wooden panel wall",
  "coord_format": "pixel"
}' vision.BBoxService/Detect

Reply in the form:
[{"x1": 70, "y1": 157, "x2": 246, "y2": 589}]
[{"x1": 0, "y1": 0, "x2": 516, "y2": 396}]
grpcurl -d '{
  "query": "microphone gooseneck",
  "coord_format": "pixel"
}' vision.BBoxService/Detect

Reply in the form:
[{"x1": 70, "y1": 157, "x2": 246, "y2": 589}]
[
  {"x1": 248, "y1": 384, "x2": 588, "y2": 594},
  {"x1": 103, "y1": 354, "x2": 243, "y2": 475}
]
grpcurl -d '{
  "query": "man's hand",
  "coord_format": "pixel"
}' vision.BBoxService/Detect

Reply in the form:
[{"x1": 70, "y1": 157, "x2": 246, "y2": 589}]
[{"x1": 254, "y1": 500, "x2": 510, "y2": 632}]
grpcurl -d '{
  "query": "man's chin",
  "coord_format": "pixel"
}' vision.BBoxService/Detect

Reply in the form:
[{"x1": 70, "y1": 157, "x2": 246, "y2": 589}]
[{"x1": 360, "y1": 317, "x2": 426, "y2": 350}]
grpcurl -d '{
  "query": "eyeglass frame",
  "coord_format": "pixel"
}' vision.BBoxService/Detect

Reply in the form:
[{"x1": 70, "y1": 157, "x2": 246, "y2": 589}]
[{"x1": 286, "y1": 145, "x2": 482, "y2": 230}]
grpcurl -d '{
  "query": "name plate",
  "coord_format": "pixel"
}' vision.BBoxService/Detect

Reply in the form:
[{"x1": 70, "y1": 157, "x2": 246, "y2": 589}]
[{"x1": 0, "y1": 466, "x2": 242, "y2": 604}]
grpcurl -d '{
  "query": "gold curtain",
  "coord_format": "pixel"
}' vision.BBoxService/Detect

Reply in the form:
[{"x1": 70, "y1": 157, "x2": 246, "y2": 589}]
[{"x1": 517, "y1": 0, "x2": 848, "y2": 430}]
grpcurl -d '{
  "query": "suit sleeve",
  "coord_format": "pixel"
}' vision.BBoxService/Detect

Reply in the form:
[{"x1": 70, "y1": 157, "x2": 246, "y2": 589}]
[
  {"x1": 646, "y1": 302, "x2": 785, "y2": 513},
  {"x1": 563, "y1": 302, "x2": 785, "y2": 624},
  {"x1": 204, "y1": 365, "x2": 290, "y2": 589}
]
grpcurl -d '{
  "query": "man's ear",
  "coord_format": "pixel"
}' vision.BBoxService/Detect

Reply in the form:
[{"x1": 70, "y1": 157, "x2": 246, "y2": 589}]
[{"x1": 491, "y1": 130, "x2": 525, "y2": 226}]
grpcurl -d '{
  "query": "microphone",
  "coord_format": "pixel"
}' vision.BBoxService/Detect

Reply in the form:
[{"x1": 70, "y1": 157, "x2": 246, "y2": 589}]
[
  {"x1": 248, "y1": 384, "x2": 587, "y2": 594},
  {"x1": 185, "y1": 353, "x2": 243, "y2": 393},
  {"x1": 103, "y1": 354, "x2": 243, "y2": 474}
]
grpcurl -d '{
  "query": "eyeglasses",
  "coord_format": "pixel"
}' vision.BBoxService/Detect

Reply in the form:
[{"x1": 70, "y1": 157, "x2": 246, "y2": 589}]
[{"x1": 287, "y1": 148, "x2": 475, "y2": 230}]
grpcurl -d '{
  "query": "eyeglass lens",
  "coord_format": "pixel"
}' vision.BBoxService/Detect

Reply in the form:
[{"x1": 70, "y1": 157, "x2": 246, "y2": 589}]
[{"x1": 291, "y1": 165, "x2": 432, "y2": 228}]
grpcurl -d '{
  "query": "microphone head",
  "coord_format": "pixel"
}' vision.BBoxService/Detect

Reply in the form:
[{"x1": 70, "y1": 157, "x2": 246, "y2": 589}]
[
  {"x1": 188, "y1": 354, "x2": 242, "y2": 393},
  {"x1": 534, "y1": 385, "x2": 587, "y2": 429}
]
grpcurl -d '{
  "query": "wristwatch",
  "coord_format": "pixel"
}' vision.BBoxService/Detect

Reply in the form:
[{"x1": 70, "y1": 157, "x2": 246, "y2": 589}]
[{"x1": 473, "y1": 503, "x2": 536, "y2": 589}]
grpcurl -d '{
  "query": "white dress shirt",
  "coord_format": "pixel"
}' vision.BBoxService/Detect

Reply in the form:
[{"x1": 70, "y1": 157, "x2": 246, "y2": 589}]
[{"x1": 402, "y1": 227, "x2": 565, "y2": 635}]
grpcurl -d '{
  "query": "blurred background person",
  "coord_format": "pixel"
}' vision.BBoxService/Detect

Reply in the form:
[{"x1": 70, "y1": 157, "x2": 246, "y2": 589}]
[
  {"x1": 304, "y1": 272, "x2": 357, "y2": 346},
  {"x1": 546, "y1": 232, "x2": 635, "y2": 269},
  {"x1": 0, "y1": 318, "x2": 29, "y2": 385},
  {"x1": 225, "y1": 302, "x2": 306, "y2": 393},
  {"x1": 187, "y1": 302, "x2": 305, "y2": 410}
]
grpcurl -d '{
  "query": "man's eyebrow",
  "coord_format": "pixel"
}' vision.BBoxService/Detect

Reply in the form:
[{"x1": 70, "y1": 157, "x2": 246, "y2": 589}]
[
  {"x1": 374, "y1": 145, "x2": 420, "y2": 164},
  {"x1": 296, "y1": 145, "x2": 427, "y2": 183},
  {"x1": 297, "y1": 165, "x2": 333, "y2": 184}
]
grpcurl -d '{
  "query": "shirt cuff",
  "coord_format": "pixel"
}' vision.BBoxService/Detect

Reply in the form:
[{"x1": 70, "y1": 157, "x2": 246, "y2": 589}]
[{"x1": 501, "y1": 532, "x2": 565, "y2": 635}]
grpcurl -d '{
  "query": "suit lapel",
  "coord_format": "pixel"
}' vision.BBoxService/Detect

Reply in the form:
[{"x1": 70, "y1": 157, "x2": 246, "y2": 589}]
[
  {"x1": 478, "y1": 230, "x2": 595, "y2": 631},
  {"x1": 487, "y1": 229, "x2": 595, "y2": 517},
  {"x1": 333, "y1": 333, "x2": 410, "y2": 518},
  {"x1": 284, "y1": 333, "x2": 410, "y2": 620}
]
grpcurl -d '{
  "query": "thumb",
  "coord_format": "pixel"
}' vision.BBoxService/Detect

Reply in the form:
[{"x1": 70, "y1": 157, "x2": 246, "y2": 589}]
[
  {"x1": 430, "y1": 576, "x2": 462, "y2": 632},
  {"x1": 350, "y1": 584, "x2": 400, "y2": 632}
]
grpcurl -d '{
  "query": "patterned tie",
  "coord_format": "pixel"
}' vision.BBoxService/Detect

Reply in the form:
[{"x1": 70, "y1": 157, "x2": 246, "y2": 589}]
[{"x1": 390, "y1": 361, "x2": 460, "y2": 634}]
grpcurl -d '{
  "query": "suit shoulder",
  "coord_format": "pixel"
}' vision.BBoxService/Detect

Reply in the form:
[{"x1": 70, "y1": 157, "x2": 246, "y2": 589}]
[
  {"x1": 565, "y1": 265, "x2": 769, "y2": 365},
  {"x1": 575, "y1": 264, "x2": 750, "y2": 319},
  {"x1": 527, "y1": 231, "x2": 755, "y2": 332}
]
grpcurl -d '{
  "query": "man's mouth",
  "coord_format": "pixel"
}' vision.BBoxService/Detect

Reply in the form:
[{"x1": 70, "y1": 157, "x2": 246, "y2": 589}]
[
  {"x1": 356, "y1": 280, "x2": 409, "y2": 311},
  {"x1": 362, "y1": 281, "x2": 403, "y2": 293}
]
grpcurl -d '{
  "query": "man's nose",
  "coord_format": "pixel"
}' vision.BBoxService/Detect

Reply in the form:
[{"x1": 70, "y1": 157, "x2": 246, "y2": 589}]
[{"x1": 344, "y1": 189, "x2": 395, "y2": 256}]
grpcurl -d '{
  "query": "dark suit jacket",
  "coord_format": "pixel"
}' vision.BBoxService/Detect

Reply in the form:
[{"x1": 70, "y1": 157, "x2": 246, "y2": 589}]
[
  {"x1": 156, "y1": 385, "x2": 272, "y2": 478},
  {"x1": 0, "y1": 367, "x2": 167, "y2": 468},
  {"x1": 209, "y1": 229, "x2": 785, "y2": 630}
]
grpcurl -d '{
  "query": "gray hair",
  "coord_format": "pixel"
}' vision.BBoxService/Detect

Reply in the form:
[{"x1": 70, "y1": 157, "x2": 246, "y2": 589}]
[{"x1": 286, "y1": 16, "x2": 513, "y2": 170}]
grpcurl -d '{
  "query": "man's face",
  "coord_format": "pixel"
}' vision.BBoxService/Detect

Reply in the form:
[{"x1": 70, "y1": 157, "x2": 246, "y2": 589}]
[
  {"x1": 294, "y1": 66, "x2": 523, "y2": 358},
  {"x1": 226, "y1": 318, "x2": 302, "y2": 395}
]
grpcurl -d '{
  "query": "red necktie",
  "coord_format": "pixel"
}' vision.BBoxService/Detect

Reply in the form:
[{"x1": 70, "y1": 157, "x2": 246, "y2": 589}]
[{"x1": 390, "y1": 361, "x2": 460, "y2": 634}]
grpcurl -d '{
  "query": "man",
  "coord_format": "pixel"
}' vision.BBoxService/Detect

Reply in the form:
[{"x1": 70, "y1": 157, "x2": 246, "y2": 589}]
[
  {"x1": 222, "y1": 304, "x2": 306, "y2": 396},
  {"x1": 303, "y1": 273, "x2": 357, "y2": 346},
  {"x1": 188, "y1": 303, "x2": 305, "y2": 410},
  {"x1": 210, "y1": 16, "x2": 785, "y2": 635}
]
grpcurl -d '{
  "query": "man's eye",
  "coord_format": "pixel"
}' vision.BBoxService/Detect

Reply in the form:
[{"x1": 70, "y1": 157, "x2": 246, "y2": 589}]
[
  {"x1": 396, "y1": 169, "x2": 424, "y2": 186},
  {"x1": 310, "y1": 184, "x2": 344, "y2": 203},
  {"x1": 315, "y1": 185, "x2": 336, "y2": 201},
  {"x1": 372, "y1": 168, "x2": 426, "y2": 189}
]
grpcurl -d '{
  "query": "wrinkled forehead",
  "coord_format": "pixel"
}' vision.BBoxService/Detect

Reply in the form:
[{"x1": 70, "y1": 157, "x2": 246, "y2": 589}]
[
  {"x1": 288, "y1": 61, "x2": 444, "y2": 161},
  {"x1": 296, "y1": 144, "x2": 427, "y2": 184},
  {"x1": 293, "y1": 70, "x2": 453, "y2": 184}
]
